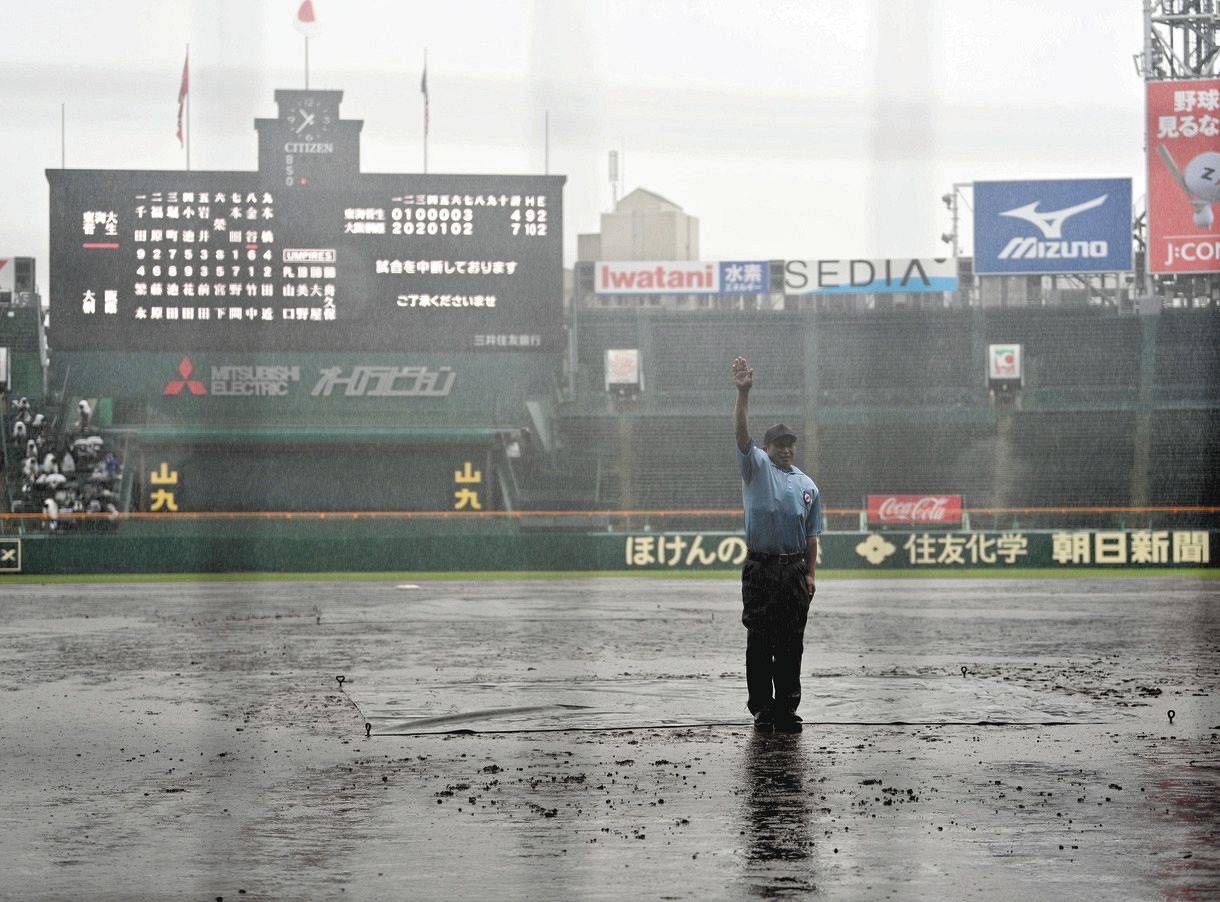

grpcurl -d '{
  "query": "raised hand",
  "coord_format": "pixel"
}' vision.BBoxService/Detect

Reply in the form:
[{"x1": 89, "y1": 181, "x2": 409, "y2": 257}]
[{"x1": 732, "y1": 356, "x2": 754, "y2": 392}]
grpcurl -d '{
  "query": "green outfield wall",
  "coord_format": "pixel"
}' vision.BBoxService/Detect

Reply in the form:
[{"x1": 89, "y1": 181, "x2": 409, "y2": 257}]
[{"x1": 0, "y1": 526, "x2": 1214, "y2": 576}]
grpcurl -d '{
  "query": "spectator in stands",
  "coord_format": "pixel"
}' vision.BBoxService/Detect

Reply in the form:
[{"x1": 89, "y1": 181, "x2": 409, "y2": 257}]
[
  {"x1": 4, "y1": 393, "x2": 123, "y2": 528},
  {"x1": 732, "y1": 355, "x2": 824, "y2": 734},
  {"x1": 74, "y1": 400, "x2": 92, "y2": 434}
]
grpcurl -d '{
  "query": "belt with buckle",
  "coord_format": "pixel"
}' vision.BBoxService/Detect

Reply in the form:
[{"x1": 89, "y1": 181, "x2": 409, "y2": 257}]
[{"x1": 748, "y1": 551, "x2": 806, "y2": 565}]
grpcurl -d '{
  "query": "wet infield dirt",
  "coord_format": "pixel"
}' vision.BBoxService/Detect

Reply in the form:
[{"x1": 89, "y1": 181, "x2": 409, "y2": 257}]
[{"x1": 0, "y1": 575, "x2": 1216, "y2": 900}]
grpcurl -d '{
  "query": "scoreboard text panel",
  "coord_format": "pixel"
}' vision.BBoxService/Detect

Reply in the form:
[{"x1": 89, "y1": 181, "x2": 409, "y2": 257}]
[{"x1": 48, "y1": 170, "x2": 564, "y2": 352}]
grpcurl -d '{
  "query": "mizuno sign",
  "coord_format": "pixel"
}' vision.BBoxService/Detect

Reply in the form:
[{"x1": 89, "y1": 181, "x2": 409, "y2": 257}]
[{"x1": 973, "y1": 179, "x2": 1132, "y2": 275}]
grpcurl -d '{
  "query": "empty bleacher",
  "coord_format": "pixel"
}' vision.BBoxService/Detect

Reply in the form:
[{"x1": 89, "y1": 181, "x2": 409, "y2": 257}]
[
  {"x1": 815, "y1": 310, "x2": 978, "y2": 407},
  {"x1": 1149, "y1": 410, "x2": 1220, "y2": 508},
  {"x1": 985, "y1": 309, "x2": 1143, "y2": 406},
  {"x1": 543, "y1": 304, "x2": 1220, "y2": 519},
  {"x1": 1153, "y1": 308, "x2": 1220, "y2": 403}
]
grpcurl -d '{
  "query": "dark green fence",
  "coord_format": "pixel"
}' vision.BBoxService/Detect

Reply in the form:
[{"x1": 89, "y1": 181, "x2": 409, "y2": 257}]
[{"x1": 1, "y1": 525, "x2": 1214, "y2": 576}]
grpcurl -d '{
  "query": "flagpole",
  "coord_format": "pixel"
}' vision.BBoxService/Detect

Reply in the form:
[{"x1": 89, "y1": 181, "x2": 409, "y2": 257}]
[
  {"x1": 185, "y1": 44, "x2": 191, "y2": 172},
  {"x1": 422, "y1": 49, "x2": 428, "y2": 174}
]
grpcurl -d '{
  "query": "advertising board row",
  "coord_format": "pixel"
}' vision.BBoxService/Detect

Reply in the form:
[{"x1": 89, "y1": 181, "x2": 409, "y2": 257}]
[
  {"x1": 592, "y1": 176, "x2": 1137, "y2": 289},
  {"x1": 2, "y1": 529, "x2": 1213, "y2": 575},
  {"x1": 621, "y1": 529, "x2": 1213, "y2": 570},
  {"x1": 593, "y1": 258, "x2": 958, "y2": 295},
  {"x1": 593, "y1": 76, "x2": 1220, "y2": 288}
]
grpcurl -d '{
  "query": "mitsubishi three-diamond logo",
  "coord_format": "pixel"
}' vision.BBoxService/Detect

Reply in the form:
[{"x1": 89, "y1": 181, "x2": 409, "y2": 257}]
[{"x1": 164, "y1": 357, "x2": 208, "y2": 396}]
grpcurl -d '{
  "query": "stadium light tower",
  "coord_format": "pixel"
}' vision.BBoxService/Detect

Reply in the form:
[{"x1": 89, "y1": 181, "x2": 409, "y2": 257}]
[
  {"x1": 940, "y1": 182, "x2": 972, "y2": 259},
  {"x1": 1135, "y1": 0, "x2": 1220, "y2": 82}
]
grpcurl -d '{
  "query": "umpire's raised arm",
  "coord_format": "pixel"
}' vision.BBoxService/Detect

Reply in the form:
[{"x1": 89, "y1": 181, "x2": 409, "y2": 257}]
[{"x1": 732, "y1": 356, "x2": 754, "y2": 453}]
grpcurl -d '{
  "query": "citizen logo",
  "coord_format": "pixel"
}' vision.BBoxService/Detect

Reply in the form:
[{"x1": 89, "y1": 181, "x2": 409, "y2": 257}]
[{"x1": 283, "y1": 142, "x2": 334, "y2": 154}]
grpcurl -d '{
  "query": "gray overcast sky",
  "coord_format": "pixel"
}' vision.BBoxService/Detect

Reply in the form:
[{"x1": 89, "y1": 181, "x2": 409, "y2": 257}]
[{"x1": 1, "y1": 0, "x2": 1145, "y2": 292}]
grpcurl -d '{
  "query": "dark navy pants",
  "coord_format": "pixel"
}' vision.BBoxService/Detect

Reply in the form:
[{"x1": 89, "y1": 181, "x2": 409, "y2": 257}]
[{"x1": 741, "y1": 556, "x2": 811, "y2": 716}]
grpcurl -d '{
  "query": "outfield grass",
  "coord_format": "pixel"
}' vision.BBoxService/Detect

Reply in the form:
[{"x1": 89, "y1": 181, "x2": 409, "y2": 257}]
[{"x1": 1, "y1": 568, "x2": 1217, "y2": 585}]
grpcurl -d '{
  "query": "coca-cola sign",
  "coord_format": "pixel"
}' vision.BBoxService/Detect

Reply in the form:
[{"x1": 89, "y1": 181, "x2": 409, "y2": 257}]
[{"x1": 867, "y1": 495, "x2": 963, "y2": 527}]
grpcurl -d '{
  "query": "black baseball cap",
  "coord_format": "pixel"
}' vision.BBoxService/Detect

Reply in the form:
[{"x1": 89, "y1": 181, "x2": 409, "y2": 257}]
[{"x1": 762, "y1": 423, "x2": 797, "y2": 445}]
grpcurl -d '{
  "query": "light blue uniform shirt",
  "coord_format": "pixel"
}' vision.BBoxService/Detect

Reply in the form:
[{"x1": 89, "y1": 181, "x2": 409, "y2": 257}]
[{"x1": 737, "y1": 440, "x2": 823, "y2": 554}]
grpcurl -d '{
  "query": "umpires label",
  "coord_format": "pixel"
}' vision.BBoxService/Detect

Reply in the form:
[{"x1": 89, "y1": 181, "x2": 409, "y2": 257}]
[{"x1": 0, "y1": 539, "x2": 21, "y2": 573}]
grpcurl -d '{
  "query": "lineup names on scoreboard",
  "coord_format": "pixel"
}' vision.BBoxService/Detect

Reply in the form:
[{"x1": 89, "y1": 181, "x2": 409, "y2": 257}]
[{"x1": 71, "y1": 187, "x2": 551, "y2": 331}]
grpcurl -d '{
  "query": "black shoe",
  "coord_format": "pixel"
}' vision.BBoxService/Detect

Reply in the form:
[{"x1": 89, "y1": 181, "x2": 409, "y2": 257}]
[
  {"x1": 775, "y1": 713, "x2": 803, "y2": 733},
  {"x1": 752, "y1": 711, "x2": 775, "y2": 733}
]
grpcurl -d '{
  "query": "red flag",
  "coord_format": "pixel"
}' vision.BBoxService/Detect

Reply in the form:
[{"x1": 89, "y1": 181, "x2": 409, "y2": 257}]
[
  {"x1": 294, "y1": 0, "x2": 319, "y2": 37},
  {"x1": 421, "y1": 62, "x2": 429, "y2": 136},
  {"x1": 176, "y1": 51, "x2": 189, "y2": 147}
]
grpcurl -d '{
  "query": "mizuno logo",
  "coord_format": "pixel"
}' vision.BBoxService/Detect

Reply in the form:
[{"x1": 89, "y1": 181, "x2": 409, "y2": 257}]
[
  {"x1": 999, "y1": 194, "x2": 1108, "y2": 239},
  {"x1": 998, "y1": 237, "x2": 1108, "y2": 260}
]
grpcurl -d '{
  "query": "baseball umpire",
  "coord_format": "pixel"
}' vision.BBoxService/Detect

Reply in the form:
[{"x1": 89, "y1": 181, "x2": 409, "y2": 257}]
[{"x1": 732, "y1": 356, "x2": 824, "y2": 733}]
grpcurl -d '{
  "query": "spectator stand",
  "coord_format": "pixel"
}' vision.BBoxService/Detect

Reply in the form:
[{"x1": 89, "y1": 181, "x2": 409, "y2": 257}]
[{"x1": 3, "y1": 392, "x2": 124, "y2": 534}]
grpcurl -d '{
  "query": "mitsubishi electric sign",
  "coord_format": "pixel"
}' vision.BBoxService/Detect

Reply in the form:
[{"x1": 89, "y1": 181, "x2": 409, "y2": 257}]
[{"x1": 973, "y1": 178, "x2": 1132, "y2": 275}]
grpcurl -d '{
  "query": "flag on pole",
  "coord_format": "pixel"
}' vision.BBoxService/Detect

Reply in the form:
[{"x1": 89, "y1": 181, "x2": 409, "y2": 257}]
[
  {"x1": 176, "y1": 50, "x2": 189, "y2": 147},
  {"x1": 420, "y1": 61, "x2": 429, "y2": 136},
  {"x1": 294, "y1": 0, "x2": 319, "y2": 37}
]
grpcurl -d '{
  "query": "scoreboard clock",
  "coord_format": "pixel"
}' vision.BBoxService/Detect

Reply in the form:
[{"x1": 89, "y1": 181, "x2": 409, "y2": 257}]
[
  {"x1": 284, "y1": 94, "x2": 335, "y2": 143},
  {"x1": 273, "y1": 90, "x2": 342, "y2": 189}
]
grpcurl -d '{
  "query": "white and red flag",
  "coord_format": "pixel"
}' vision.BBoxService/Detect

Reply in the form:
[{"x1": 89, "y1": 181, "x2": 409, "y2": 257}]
[
  {"x1": 294, "y1": 0, "x2": 319, "y2": 37},
  {"x1": 176, "y1": 50, "x2": 189, "y2": 147}
]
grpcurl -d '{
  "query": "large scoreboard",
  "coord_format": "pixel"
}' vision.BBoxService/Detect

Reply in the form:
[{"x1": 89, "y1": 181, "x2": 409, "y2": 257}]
[{"x1": 48, "y1": 90, "x2": 565, "y2": 353}]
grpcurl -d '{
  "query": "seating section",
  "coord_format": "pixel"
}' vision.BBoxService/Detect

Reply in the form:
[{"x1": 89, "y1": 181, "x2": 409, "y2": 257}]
[
  {"x1": 541, "y1": 307, "x2": 1219, "y2": 514},
  {"x1": 815, "y1": 311, "x2": 977, "y2": 406},
  {"x1": 1004, "y1": 411, "x2": 1137, "y2": 507},
  {"x1": 649, "y1": 317, "x2": 804, "y2": 395},
  {"x1": 819, "y1": 421, "x2": 998, "y2": 506},
  {"x1": 985, "y1": 310, "x2": 1143, "y2": 403},
  {"x1": 3, "y1": 397, "x2": 123, "y2": 531},
  {"x1": 1154, "y1": 309, "x2": 1220, "y2": 401},
  {"x1": 1149, "y1": 410, "x2": 1220, "y2": 507}
]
